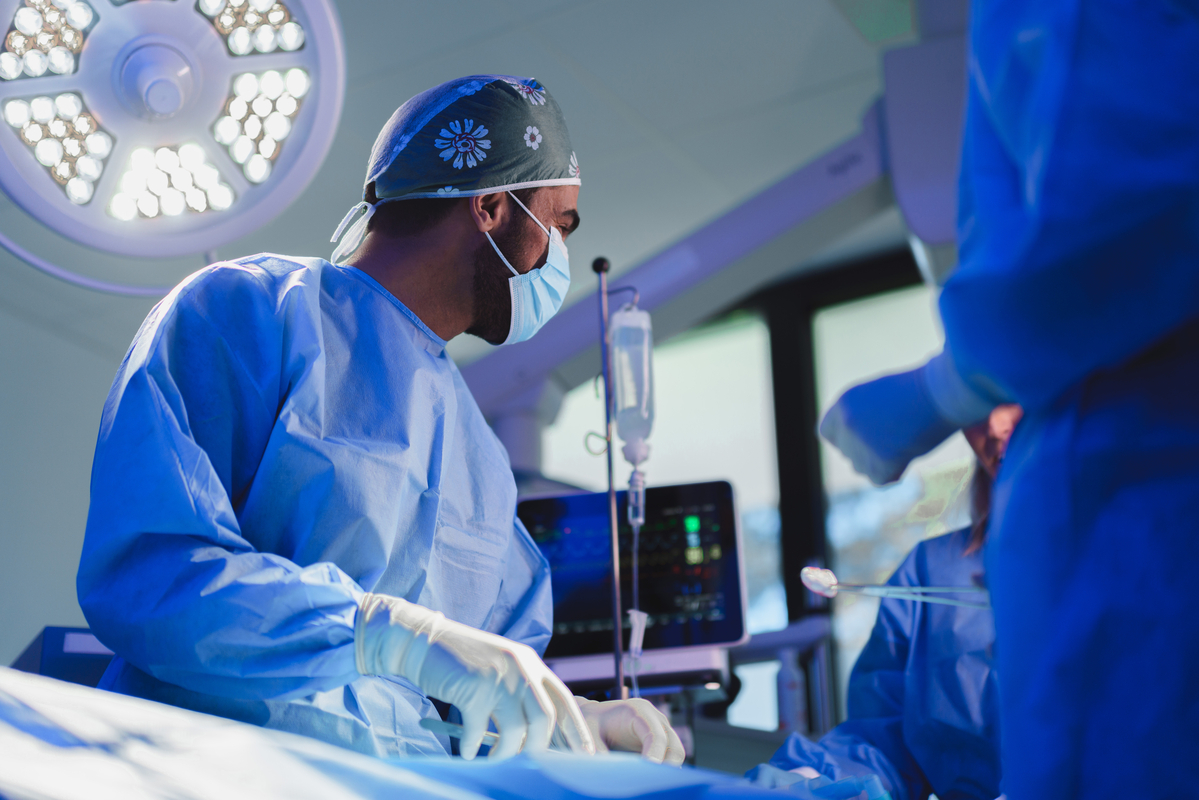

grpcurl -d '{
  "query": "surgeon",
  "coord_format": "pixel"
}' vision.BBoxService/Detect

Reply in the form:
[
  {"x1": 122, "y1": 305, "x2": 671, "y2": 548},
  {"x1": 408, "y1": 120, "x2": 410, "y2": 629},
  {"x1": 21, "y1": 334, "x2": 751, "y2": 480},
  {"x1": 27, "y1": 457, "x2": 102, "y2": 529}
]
[
  {"x1": 755, "y1": 406, "x2": 1020, "y2": 800},
  {"x1": 819, "y1": 4, "x2": 1199, "y2": 798},
  {"x1": 76, "y1": 75, "x2": 683, "y2": 765}
]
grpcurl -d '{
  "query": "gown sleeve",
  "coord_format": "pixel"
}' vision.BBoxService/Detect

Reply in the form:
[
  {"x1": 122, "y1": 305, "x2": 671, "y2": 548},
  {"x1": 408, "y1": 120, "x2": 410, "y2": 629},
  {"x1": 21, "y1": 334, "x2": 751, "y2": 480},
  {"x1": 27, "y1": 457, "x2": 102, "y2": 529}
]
[
  {"x1": 490, "y1": 517, "x2": 554, "y2": 656},
  {"x1": 939, "y1": 1, "x2": 1199, "y2": 413},
  {"x1": 76, "y1": 264, "x2": 364, "y2": 702},
  {"x1": 769, "y1": 551, "x2": 931, "y2": 800}
]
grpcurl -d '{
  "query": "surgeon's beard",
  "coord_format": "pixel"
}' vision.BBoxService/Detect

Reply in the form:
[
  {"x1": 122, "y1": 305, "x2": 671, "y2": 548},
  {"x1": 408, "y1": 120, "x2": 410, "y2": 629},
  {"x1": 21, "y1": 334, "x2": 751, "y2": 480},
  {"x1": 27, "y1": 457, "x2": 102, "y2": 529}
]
[{"x1": 466, "y1": 234, "x2": 517, "y2": 346}]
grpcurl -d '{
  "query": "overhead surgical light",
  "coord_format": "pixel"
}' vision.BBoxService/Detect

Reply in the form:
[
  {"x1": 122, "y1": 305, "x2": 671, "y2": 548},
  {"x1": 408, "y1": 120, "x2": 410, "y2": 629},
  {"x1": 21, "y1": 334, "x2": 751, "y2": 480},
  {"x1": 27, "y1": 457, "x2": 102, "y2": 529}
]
[{"x1": 0, "y1": 0, "x2": 344, "y2": 294}]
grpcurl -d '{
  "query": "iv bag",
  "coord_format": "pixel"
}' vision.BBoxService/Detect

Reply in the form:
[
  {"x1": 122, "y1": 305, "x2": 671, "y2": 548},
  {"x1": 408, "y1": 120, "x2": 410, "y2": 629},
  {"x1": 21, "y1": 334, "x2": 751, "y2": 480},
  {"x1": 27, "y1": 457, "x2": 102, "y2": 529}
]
[{"x1": 611, "y1": 305, "x2": 654, "y2": 450}]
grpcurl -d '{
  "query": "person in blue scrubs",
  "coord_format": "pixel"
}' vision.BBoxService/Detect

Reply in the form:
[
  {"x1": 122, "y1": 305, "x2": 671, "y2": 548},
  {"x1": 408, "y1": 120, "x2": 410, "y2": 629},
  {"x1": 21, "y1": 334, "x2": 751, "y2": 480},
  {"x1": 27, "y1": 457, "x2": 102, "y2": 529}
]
[
  {"x1": 76, "y1": 75, "x2": 683, "y2": 765},
  {"x1": 820, "y1": 5, "x2": 1199, "y2": 797},
  {"x1": 765, "y1": 407, "x2": 1019, "y2": 800}
]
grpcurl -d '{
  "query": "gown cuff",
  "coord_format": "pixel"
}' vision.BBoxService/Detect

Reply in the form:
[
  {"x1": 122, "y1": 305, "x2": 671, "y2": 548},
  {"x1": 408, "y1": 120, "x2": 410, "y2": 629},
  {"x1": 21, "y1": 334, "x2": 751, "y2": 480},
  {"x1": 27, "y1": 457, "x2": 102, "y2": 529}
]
[{"x1": 922, "y1": 350, "x2": 1000, "y2": 428}]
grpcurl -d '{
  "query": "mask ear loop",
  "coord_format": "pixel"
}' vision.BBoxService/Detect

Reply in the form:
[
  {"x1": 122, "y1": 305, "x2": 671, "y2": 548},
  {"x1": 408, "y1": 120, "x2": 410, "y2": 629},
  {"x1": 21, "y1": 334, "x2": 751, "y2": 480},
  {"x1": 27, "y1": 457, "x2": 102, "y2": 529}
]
[
  {"x1": 501, "y1": 189, "x2": 561, "y2": 273},
  {"x1": 485, "y1": 191, "x2": 550, "y2": 277},
  {"x1": 506, "y1": 190, "x2": 550, "y2": 239},
  {"x1": 330, "y1": 201, "x2": 376, "y2": 264},
  {"x1": 485, "y1": 233, "x2": 520, "y2": 277},
  {"x1": 331, "y1": 201, "x2": 369, "y2": 242}
]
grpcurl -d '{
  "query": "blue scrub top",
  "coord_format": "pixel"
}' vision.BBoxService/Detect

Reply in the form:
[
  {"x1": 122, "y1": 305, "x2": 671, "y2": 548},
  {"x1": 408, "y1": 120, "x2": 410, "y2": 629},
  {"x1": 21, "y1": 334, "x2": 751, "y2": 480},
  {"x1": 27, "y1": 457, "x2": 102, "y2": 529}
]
[
  {"x1": 76, "y1": 255, "x2": 553, "y2": 759},
  {"x1": 769, "y1": 529, "x2": 999, "y2": 800}
]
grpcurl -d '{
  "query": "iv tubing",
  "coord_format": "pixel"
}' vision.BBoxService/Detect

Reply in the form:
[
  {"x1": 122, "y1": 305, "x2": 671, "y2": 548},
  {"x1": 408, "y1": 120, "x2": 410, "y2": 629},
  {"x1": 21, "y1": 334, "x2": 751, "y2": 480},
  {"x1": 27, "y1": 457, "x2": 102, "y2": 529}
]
[{"x1": 630, "y1": 520, "x2": 641, "y2": 698}]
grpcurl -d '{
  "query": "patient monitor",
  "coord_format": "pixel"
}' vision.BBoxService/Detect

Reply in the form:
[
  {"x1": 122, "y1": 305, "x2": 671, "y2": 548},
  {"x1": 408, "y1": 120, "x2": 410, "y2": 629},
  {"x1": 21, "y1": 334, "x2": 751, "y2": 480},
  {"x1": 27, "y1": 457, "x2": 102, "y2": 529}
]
[{"x1": 518, "y1": 480, "x2": 749, "y2": 694}]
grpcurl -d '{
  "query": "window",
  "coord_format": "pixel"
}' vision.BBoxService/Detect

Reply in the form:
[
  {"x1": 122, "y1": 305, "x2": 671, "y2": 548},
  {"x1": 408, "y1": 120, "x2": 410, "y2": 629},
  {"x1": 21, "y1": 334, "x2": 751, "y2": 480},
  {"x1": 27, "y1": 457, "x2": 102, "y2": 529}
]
[
  {"x1": 543, "y1": 311, "x2": 786, "y2": 732},
  {"x1": 543, "y1": 311, "x2": 786, "y2": 635},
  {"x1": 811, "y1": 284, "x2": 975, "y2": 719},
  {"x1": 541, "y1": 252, "x2": 975, "y2": 730}
]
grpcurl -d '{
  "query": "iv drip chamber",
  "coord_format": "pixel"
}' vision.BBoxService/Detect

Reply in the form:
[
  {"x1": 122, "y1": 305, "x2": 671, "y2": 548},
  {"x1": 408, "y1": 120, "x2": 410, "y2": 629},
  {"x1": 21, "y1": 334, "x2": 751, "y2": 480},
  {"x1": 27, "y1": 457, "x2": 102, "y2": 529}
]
[{"x1": 610, "y1": 304, "x2": 654, "y2": 464}]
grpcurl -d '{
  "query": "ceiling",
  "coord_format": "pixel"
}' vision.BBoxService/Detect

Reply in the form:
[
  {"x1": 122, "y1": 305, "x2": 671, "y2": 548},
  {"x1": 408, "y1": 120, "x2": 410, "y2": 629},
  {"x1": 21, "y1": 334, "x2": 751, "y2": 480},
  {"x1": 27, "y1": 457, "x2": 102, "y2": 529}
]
[{"x1": 0, "y1": 0, "x2": 909, "y2": 367}]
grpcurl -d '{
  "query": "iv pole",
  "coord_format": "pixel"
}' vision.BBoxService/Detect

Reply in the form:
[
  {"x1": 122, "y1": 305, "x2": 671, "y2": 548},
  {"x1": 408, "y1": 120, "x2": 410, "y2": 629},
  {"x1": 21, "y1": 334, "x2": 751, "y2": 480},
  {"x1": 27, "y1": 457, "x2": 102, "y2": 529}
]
[{"x1": 592, "y1": 256, "x2": 626, "y2": 700}]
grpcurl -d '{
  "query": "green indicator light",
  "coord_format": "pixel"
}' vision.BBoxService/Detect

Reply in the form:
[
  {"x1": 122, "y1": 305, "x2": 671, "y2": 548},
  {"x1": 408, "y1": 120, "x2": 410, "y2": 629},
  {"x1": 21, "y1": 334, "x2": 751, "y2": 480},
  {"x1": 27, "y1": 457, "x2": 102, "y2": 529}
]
[{"x1": 684, "y1": 515, "x2": 701, "y2": 534}]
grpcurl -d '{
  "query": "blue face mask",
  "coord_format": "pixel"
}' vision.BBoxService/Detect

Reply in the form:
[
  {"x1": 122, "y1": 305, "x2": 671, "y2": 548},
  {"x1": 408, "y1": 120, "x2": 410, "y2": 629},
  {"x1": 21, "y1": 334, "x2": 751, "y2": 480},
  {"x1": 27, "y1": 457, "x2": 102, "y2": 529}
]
[{"x1": 486, "y1": 191, "x2": 571, "y2": 345}]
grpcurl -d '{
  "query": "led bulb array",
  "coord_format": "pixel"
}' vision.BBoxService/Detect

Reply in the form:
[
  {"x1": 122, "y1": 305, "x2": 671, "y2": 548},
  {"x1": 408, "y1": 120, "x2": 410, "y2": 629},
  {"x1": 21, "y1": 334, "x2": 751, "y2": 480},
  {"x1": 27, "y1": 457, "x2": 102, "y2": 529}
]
[
  {"x1": 198, "y1": 0, "x2": 304, "y2": 57},
  {"x1": 108, "y1": 144, "x2": 235, "y2": 220},
  {"x1": 0, "y1": 0, "x2": 95, "y2": 81},
  {"x1": 4, "y1": 93, "x2": 111, "y2": 204},
  {"x1": 213, "y1": 67, "x2": 308, "y2": 185}
]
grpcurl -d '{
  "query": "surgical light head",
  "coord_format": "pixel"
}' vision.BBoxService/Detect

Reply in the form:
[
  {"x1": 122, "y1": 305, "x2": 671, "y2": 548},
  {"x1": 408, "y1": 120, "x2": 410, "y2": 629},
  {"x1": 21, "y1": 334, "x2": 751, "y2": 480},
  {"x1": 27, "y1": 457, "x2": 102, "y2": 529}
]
[{"x1": 0, "y1": 0, "x2": 344, "y2": 261}]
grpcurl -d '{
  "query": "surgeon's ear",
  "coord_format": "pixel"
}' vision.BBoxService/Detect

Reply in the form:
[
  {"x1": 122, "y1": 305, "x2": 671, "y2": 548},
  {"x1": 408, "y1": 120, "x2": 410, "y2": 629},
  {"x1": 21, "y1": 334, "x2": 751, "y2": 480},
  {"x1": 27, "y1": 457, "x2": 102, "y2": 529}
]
[{"x1": 470, "y1": 192, "x2": 507, "y2": 234}]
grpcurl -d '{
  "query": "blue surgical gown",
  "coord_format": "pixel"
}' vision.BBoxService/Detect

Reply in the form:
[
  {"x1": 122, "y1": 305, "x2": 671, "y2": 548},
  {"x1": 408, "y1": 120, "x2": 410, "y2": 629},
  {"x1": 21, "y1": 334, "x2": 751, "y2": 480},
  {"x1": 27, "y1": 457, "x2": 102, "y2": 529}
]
[
  {"x1": 933, "y1": 2, "x2": 1199, "y2": 796},
  {"x1": 76, "y1": 255, "x2": 554, "y2": 759},
  {"x1": 769, "y1": 530, "x2": 999, "y2": 800}
]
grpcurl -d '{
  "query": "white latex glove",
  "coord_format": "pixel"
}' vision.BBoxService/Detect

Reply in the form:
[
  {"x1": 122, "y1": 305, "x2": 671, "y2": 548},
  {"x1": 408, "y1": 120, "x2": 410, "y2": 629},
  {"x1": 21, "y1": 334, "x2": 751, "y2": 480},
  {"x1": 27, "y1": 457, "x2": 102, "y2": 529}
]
[
  {"x1": 575, "y1": 697, "x2": 686, "y2": 765},
  {"x1": 355, "y1": 593, "x2": 596, "y2": 760},
  {"x1": 820, "y1": 352, "x2": 995, "y2": 486}
]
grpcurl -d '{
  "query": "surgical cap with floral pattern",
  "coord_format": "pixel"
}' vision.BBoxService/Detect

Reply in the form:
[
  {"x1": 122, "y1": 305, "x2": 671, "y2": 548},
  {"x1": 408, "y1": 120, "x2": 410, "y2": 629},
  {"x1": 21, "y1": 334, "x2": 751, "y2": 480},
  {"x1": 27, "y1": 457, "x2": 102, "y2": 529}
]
[{"x1": 330, "y1": 75, "x2": 579, "y2": 262}]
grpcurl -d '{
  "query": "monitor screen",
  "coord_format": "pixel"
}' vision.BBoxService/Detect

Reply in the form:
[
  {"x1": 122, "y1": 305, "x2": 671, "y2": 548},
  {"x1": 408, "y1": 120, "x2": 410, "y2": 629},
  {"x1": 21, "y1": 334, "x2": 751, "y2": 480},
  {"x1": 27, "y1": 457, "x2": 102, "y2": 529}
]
[{"x1": 518, "y1": 480, "x2": 746, "y2": 659}]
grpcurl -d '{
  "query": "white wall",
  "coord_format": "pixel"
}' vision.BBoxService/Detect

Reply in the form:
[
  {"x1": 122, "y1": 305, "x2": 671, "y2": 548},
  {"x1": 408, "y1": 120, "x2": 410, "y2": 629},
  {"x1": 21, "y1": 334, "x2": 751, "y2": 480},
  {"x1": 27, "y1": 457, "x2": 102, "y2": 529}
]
[
  {"x1": 0, "y1": 304, "x2": 132, "y2": 664},
  {"x1": 543, "y1": 313, "x2": 779, "y2": 511}
]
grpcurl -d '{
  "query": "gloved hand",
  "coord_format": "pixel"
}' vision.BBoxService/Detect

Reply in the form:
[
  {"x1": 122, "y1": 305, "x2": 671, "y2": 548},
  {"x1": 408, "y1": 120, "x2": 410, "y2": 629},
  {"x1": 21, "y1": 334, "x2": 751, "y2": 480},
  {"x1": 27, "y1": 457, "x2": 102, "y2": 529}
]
[
  {"x1": 355, "y1": 593, "x2": 596, "y2": 760},
  {"x1": 819, "y1": 352, "x2": 995, "y2": 486},
  {"x1": 575, "y1": 697, "x2": 686, "y2": 765}
]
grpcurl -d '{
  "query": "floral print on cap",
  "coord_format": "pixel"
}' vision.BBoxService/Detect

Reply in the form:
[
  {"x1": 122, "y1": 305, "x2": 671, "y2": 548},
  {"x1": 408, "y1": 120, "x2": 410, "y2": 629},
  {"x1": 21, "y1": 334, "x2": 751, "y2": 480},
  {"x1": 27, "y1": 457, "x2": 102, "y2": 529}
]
[
  {"x1": 363, "y1": 74, "x2": 579, "y2": 203},
  {"x1": 435, "y1": 119, "x2": 491, "y2": 169},
  {"x1": 524, "y1": 126, "x2": 542, "y2": 151},
  {"x1": 506, "y1": 79, "x2": 547, "y2": 106}
]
